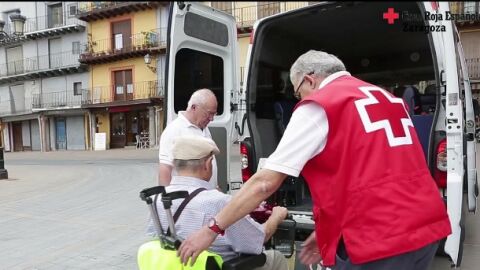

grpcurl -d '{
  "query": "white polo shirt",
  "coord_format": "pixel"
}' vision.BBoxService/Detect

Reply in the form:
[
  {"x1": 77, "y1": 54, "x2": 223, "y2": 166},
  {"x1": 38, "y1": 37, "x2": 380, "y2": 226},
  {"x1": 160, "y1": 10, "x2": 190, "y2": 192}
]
[
  {"x1": 263, "y1": 71, "x2": 352, "y2": 177},
  {"x1": 159, "y1": 111, "x2": 218, "y2": 189}
]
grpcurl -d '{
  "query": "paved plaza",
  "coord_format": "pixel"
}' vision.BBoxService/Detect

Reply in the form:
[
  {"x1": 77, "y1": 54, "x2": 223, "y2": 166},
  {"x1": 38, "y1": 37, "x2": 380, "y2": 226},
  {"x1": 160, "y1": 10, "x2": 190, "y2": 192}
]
[{"x1": 0, "y1": 147, "x2": 479, "y2": 269}]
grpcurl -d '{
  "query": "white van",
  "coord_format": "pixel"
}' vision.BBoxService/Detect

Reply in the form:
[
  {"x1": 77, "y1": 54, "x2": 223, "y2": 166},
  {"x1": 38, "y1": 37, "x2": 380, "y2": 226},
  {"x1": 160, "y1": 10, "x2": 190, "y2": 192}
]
[{"x1": 165, "y1": 2, "x2": 478, "y2": 268}]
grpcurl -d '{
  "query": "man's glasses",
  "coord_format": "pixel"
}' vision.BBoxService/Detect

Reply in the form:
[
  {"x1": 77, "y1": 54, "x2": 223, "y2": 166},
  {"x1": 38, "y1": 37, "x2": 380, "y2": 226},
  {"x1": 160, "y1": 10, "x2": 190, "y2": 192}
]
[{"x1": 294, "y1": 71, "x2": 314, "y2": 100}]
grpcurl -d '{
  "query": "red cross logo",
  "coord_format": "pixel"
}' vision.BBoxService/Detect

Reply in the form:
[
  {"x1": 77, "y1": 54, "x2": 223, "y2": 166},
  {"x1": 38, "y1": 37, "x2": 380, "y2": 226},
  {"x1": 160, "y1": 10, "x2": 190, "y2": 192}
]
[
  {"x1": 383, "y1": 8, "x2": 399, "y2": 24},
  {"x1": 354, "y1": 86, "x2": 413, "y2": 147}
]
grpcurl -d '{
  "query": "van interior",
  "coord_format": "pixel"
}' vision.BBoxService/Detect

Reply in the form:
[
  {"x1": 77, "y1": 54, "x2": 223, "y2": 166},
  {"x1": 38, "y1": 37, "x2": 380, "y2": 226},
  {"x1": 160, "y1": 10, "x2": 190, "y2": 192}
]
[{"x1": 246, "y1": 2, "x2": 439, "y2": 212}]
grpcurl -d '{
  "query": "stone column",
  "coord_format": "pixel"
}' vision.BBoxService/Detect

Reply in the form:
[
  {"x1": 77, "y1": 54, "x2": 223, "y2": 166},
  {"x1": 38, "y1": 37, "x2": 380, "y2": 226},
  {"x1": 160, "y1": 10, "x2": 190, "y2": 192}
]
[
  {"x1": 38, "y1": 114, "x2": 49, "y2": 152},
  {"x1": 88, "y1": 111, "x2": 95, "y2": 150},
  {"x1": 50, "y1": 117, "x2": 56, "y2": 151},
  {"x1": 148, "y1": 106, "x2": 156, "y2": 147}
]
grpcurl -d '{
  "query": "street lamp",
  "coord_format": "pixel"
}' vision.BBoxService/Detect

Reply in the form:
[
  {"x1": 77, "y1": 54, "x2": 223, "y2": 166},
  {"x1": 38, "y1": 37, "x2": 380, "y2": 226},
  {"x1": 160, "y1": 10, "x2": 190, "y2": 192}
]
[
  {"x1": 144, "y1": 53, "x2": 157, "y2": 73},
  {"x1": 0, "y1": 14, "x2": 26, "y2": 41},
  {"x1": 10, "y1": 14, "x2": 26, "y2": 35}
]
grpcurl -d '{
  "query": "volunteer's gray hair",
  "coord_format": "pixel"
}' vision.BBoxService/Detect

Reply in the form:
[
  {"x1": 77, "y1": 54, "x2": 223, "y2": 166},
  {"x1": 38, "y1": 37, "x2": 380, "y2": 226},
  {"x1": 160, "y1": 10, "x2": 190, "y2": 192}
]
[
  {"x1": 289, "y1": 50, "x2": 346, "y2": 87},
  {"x1": 187, "y1": 88, "x2": 216, "y2": 109},
  {"x1": 173, "y1": 155, "x2": 211, "y2": 171}
]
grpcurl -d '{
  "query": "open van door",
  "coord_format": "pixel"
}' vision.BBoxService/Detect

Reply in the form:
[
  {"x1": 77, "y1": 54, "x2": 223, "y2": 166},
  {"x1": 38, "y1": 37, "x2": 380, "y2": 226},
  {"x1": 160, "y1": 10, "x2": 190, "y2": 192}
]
[
  {"x1": 165, "y1": 2, "x2": 238, "y2": 192},
  {"x1": 455, "y1": 28, "x2": 479, "y2": 214},
  {"x1": 438, "y1": 2, "x2": 466, "y2": 267}
]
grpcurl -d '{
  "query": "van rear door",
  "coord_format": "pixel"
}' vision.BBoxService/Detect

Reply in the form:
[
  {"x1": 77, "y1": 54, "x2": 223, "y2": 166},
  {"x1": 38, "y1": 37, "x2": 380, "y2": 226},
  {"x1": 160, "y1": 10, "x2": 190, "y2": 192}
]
[
  {"x1": 165, "y1": 2, "x2": 238, "y2": 192},
  {"x1": 455, "y1": 28, "x2": 479, "y2": 213},
  {"x1": 437, "y1": 2, "x2": 466, "y2": 267}
]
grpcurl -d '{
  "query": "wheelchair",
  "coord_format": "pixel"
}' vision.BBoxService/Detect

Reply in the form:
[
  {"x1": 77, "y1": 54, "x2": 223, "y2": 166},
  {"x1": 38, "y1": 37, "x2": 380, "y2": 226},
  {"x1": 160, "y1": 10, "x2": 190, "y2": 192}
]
[{"x1": 137, "y1": 186, "x2": 270, "y2": 270}]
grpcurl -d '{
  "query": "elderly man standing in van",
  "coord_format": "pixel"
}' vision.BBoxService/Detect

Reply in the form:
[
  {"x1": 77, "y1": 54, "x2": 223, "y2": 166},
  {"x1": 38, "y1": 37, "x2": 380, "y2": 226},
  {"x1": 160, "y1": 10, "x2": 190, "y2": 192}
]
[
  {"x1": 158, "y1": 89, "x2": 219, "y2": 189},
  {"x1": 151, "y1": 135, "x2": 289, "y2": 270},
  {"x1": 177, "y1": 50, "x2": 452, "y2": 270}
]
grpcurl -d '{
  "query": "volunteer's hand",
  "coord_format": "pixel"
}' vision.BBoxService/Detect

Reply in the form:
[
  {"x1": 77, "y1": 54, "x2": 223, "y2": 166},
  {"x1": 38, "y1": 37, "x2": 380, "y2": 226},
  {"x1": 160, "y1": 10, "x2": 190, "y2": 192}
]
[
  {"x1": 299, "y1": 231, "x2": 322, "y2": 265},
  {"x1": 177, "y1": 225, "x2": 218, "y2": 266},
  {"x1": 270, "y1": 206, "x2": 288, "y2": 222}
]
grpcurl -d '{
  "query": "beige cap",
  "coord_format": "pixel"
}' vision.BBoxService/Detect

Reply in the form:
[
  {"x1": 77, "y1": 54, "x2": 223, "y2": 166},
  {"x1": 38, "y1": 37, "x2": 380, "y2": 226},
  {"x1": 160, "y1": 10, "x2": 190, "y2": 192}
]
[{"x1": 172, "y1": 135, "x2": 220, "y2": 160}]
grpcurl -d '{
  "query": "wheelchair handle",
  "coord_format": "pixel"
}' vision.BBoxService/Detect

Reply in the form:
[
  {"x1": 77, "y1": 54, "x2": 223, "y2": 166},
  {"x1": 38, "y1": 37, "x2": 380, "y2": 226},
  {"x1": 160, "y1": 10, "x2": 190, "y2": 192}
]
[
  {"x1": 140, "y1": 186, "x2": 166, "y2": 203},
  {"x1": 161, "y1": 191, "x2": 189, "y2": 209}
]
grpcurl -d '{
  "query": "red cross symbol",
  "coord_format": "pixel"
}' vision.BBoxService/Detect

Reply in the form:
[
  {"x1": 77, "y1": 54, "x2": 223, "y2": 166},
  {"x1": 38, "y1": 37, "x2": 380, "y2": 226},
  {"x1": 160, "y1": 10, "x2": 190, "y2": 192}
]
[
  {"x1": 383, "y1": 8, "x2": 399, "y2": 24},
  {"x1": 355, "y1": 86, "x2": 413, "y2": 147}
]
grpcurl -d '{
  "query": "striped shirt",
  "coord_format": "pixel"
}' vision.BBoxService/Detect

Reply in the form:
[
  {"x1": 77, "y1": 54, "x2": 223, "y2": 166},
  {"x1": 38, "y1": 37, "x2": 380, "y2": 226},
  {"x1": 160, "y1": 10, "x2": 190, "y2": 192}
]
[{"x1": 146, "y1": 176, "x2": 265, "y2": 261}]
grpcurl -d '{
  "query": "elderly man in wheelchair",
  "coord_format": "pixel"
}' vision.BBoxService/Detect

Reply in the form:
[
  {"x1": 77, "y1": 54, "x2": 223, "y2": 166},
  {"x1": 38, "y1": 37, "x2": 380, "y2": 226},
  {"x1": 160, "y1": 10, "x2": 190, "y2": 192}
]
[{"x1": 138, "y1": 135, "x2": 289, "y2": 270}]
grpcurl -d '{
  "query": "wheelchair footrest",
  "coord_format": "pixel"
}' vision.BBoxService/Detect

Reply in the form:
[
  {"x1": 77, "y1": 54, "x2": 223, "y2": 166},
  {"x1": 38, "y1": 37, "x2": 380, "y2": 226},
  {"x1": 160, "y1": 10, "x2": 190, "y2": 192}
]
[{"x1": 222, "y1": 253, "x2": 266, "y2": 270}]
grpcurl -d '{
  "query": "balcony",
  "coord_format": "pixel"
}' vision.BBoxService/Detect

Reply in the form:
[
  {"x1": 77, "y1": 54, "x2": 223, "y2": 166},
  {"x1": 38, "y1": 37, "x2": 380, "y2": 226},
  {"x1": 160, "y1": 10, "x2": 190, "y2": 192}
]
[
  {"x1": 0, "y1": 98, "x2": 33, "y2": 117},
  {"x1": 449, "y1": 2, "x2": 480, "y2": 27},
  {"x1": 24, "y1": 14, "x2": 86, "y2": 39},
  {"x1": 466, "y1": 58, "x2": 480, "y2": 81},
  {"x1": 0, "y1": 51, "x2": 87, "y2": 84},
  {"x1": 82, "y1": 80, "x2": 163, "y2": 108},
  {"x1": 220, "y1": 2, "x2": 312, "y2": 34},
  {"x1": 79, "y1": 28, "x2": 166, "y2": 64},
  {"x1": 0, "y1": 15, "x2": 86, "y2": 47},
  {"x1": 32, "y1": 91, "x2": 87, "y2": 110},
  {"x1": 76, "y1": 2, "x2": 166, "y2": 22}
]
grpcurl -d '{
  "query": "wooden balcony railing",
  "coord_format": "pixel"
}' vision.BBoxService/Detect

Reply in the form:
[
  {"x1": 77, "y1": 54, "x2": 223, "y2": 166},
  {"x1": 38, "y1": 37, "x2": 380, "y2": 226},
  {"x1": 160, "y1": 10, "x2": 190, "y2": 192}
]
[
  {"x1": 0, "y1": 98, "x2": 33, "y2": 116},
  {"x1": 79, "y1": 28, "x2": 166, "y2": 64},
  {"x1": 77, "y1": 2, "x2": 163, "y2": 22},
  {"x1": 24, "y1": 14, "x2": 86, "y2": 33},
  {"x1": 0, "y1": 50, "x2": 82, "y2": 78},
  {"x1": 32, "y1": 91, "x2": 87, "y2": 109},
  {"x1": 82, "y1": 80, "x2": 163, "y2": 105},
  {"x1": 220, "y1": 2, "x2": 313, "y2": 31}
]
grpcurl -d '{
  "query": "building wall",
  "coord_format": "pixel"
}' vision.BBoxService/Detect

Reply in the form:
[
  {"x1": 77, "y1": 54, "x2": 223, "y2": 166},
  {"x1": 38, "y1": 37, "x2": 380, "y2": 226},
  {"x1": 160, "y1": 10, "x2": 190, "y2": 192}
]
[
  {"x1": 96, "y1": 112, "x2": 110, "y2": 146},
  {"x1": 89, "y1": 9, "x2": 157, "y2": 53},
  {"x1": 91, "y1": 57, "x2": 157, "y2": 99}
]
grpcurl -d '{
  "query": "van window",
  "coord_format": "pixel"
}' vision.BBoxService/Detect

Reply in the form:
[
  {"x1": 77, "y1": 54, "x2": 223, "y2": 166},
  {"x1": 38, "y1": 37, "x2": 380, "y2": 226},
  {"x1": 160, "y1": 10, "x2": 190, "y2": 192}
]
[
  {"x1": 184, "y1": 12, "x2": 228, "y2": 47},
  {"x1": 174, "y1": 48, "x2": 224, "y2": 115}
]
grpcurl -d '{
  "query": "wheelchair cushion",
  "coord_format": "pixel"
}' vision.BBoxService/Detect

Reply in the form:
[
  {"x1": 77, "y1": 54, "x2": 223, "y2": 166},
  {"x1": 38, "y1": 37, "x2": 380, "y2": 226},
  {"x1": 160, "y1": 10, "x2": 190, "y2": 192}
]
[{"x1": 137, "y1": 239, "x2": 223, "y2": 270}]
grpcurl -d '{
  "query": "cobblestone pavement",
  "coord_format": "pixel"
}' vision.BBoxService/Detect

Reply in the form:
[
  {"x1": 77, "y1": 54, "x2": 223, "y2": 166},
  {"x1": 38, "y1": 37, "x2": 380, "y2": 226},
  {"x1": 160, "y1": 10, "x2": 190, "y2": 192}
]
[{"x1": 0, "y1": 147, "x2": 479, "y2": 269}]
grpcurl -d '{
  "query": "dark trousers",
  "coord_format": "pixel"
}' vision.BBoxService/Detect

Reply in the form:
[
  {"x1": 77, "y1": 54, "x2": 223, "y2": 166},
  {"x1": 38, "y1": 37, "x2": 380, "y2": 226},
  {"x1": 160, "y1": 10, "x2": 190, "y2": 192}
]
[{"x1": 332, "y1": 240, "x2": 439, "y2": 270}]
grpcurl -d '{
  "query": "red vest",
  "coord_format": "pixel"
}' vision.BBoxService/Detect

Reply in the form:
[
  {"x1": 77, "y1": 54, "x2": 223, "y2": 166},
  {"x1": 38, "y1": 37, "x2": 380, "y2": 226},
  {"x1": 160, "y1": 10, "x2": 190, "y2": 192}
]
[{"x1": 297, "y1": 75, "x2": 451, "y2": 266}]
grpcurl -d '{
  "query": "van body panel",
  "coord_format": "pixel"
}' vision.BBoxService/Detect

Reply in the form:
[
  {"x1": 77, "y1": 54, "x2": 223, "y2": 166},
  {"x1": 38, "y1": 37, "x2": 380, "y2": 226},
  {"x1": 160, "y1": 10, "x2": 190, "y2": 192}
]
[
  {"x1": 456, "y1": 29, "x2": 479, "y2": 213},
  {"x1": 166, "y1": 1, "x2": 477, "y2": 268},
  {"x1": 166, "y1": 2, "x2": 238, "y2": 192},
  {"x1": 436, "y1": 2, "x2": 466, "y2": 266}
]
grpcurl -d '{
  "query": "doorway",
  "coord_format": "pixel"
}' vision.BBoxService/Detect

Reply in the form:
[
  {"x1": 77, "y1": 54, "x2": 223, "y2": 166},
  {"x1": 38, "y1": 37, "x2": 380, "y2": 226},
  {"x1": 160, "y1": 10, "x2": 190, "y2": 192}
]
[
  {"x1": 110, "y1": 112, "x2": 126, "y2": 148},
  {"x1": 12, "y1": 122, "x2": 23, "y2": 152},
  {"x1": 55, "y1": 118, "x2": 67, "y2": 150},
  {"x1": 113, "y1": 69, "x2": 133, "y2": 101}
]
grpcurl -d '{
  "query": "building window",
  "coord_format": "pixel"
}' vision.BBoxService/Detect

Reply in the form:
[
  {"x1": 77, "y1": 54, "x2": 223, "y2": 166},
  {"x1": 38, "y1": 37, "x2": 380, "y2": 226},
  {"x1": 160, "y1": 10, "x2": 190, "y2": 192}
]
[
  {"x1": 464, "y1": 2, "x2": 477, "y2": 13},
  {"x1": 72, "y1": 41, "x2": 80, "y2": 54},
  {"x1": 49, "y1": 38, "x2": 62, "y2": 68},
  {"x1": 6, "y1": 46, "x2": 23, "y2": 75},
  {"x1": 73, "y1": 82, "x2": 82, "y2": 96},
  {"x1": 113, "y1": 69, "x2": 133, "y2": 101},
  {"x1": 112, "y1": 20, "x2": 131, "y2": 51},
  {"x1": 174, "y1": 48, "x2": 224, "y2": 115},
  {"x1": 211, "y1": 2, "x2": 233, "y2": 14},
  {"x1": 68, "y1": 3, "x2": 78, "y2": 17},
  {"x1": 48, "y1": 3, "x2": 64, "y2": 28}
]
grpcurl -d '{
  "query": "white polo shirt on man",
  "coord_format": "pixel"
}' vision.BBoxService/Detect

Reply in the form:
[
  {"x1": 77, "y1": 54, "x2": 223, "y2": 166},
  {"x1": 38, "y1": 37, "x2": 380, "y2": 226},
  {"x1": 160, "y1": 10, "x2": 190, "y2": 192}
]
[{"x1": 159, "y1": 111, "x2": 218, "y2": 189}]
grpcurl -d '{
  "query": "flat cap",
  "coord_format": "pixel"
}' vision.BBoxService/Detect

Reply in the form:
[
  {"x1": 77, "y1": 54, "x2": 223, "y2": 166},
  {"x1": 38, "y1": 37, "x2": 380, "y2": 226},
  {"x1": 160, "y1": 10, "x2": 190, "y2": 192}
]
[{"x1": 172, "y1": 135, "x2": 220, "y2": 160}]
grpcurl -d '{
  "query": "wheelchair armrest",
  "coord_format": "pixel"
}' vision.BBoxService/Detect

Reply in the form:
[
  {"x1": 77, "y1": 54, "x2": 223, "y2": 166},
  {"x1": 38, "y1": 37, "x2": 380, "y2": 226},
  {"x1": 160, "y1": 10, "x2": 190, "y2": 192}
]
[{"x1": 222, "y1": 253, "x2": 266, "y2": 270}]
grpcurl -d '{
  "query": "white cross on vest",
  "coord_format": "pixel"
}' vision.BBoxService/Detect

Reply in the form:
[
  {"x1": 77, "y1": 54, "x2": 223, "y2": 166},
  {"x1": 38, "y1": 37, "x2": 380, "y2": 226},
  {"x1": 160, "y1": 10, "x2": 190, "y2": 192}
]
[{"x1": 354, "y1": 86, "x2": 414, "y2": 147}]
